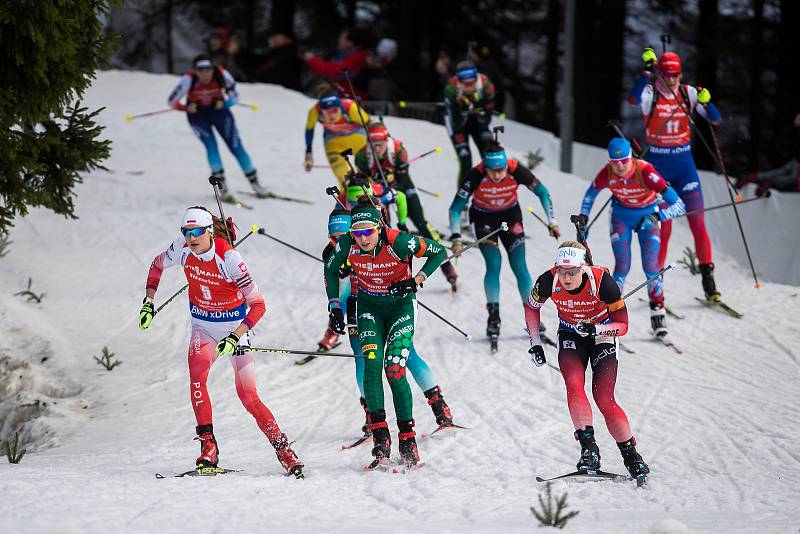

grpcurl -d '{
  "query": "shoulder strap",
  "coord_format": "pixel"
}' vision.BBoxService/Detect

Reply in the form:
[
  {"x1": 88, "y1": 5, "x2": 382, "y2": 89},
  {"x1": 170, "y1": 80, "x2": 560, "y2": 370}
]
[{"x1": 645, "y1": 84, "x2": 659, "y2": 128}]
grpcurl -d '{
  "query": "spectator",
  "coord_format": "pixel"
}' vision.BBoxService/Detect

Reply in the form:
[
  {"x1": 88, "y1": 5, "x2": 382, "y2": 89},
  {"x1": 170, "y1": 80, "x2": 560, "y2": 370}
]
[
  {"x1": 366, "y1": 38, "x2": 401, "y2": 101},
  {"x1": 304, "y1": 27, "x2": 369, "y2": 98},
  {"x1": 220, "y1": 35, "x2": 250, "y2": 81},
  {"x1": 206, "y1": 27, "x2": 230, "y2": 67},
  {"x1": 432, "y1": 50, "x2": 451, "y2": 100},
  {"x1": 254, "y1": 30, "x2": 302, "y2": 91}
]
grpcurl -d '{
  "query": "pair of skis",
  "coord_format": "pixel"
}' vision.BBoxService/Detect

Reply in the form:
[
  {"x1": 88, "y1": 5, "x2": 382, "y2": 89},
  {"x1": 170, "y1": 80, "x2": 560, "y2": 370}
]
[
  {"x1": 536, "y1": 469, "x2": 647, "y2": 488},
  {"x1": 221, "y1": 189, "x2": 314, "y2": 210}
]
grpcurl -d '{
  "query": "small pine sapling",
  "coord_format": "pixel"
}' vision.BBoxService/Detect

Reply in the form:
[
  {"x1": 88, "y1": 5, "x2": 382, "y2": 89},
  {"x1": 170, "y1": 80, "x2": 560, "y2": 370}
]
[
  {"x1": 94, "y1": 346, "x2": 122, "y2": 371},
  {"x1": 530, "y1": 482, "x2": 579, "y2": 529}
]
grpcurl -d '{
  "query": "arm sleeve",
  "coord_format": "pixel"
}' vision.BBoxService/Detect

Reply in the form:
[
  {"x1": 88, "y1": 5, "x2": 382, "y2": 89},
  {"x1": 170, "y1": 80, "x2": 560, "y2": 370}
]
[
  {"x1": 595, "y1": 271, "x2": 628, "y2": 337},
  {"x1": 524, "y1": 271, "x2": 554, "y2": 345},
  {"x1": 347, "y1": 102, "x2": 369, "y2": 126},
  {"x1": 480, "y1": 78, "x2": 496, "y2": 111},
  {"x1": 449, "y1": 169, "x2": 480, "y2": 234},
  {"x1": 530, "y1": 181, "x2": 556, "y2": 225},
  {"x1": 145, "y1": 237, "x2": 185, "y2": 292},
  {"x1": 354, "y1": 150, "x2": 369, "y2": 174},
  {"x1": 687, "y1": 85, "x2": 722, "y2": 123},
  {"x1": 394, "y1": 144, "x2": 410, "y2": 174},
  {"x1": 443, "y1": 83, "x2": 459, "y2": 136},
  {"x1": 627, "y1": 73, "x2": 652, "y2": 106},
  {"x1": 221, "y1": 69, "x2": 239, "y2": 105},
  {"x1": 305, "y1": 106, "x2": 318, "y2": 151},
  {"x1": 324, "y1": 234, "x2": 352, "y2": 305},
  {"x1": 581, "y1": 167, "x2": 610, "y2": 216},
  {"x1": 657, "y1": 186, "x2": 686, "y2": 221},
  {"x1": 395, "y1": 191, "x2": 408, "y2": 224},
  {"x1": 167, "y1": 75, "x2": 192, "y2": 109},
  {"x1": 407, "y1": 234, "x2": 447, "y2": 280},
  {"x1": 224, "y1": 249, "x2": 265, "y2": 330}
]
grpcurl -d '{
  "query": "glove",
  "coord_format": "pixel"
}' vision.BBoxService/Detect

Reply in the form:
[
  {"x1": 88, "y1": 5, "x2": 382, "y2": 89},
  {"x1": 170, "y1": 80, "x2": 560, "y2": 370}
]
[
  {"x1": 216, "y1": 332, "x2": 240, "y2": 356},
  {"x1": 573, "y1": 214, "x2": 589, "y2": 240},
  {"x1": 338, "y1": 260, "x2": 351, "y2": 279},
  {"x1": 697, "y1": 86, "x2": 711, "y2": 105},
  {"x1": 380, "y1": 189, "x2": 395, "y2": 204},
  {"x1": 574, "y1": 322, "x2": 596, "y2": 338},
  {"x1": 384, "y1": 171, "x2": 396, "y2": 184},
  {"x1": 636, "y1": 213, "x2": 660, "y2": 232},
  {"x1": 548, "y1": 223, "x2": 561, "y2": 239},
  {"x1": 529, "y1": 345, "x2": 546, "y2": 367},
  {"x1": 397, "y1": 222, "x2": 409, "y2": 233},
  {"x1": 449, "y1": 233, "x2": 463, "y2": 255},
  {"x1": 139, "y1": 300, "x2": 155, "y2": 330},
  {"x1": 304, "y1": 152, "x2": 313, "y2": 172},
  {"x1": 387, "y1": 278, "x2": 418, "y2": 297},
  {"x1": 214, "y1": 99, "x2": 224, "y2": 110},
  {"x1": 642, "y1": 47, "x2": 657, "y2": 69},
  {"x1": 329, "y1": 307, "x2": 346, "y2": 335},
  {"x1": 186, "y1": 102, "x2": 198, "y2": 114}
]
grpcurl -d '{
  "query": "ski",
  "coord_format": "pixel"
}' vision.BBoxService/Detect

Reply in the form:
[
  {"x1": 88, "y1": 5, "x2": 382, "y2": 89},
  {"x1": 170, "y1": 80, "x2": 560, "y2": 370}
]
[
  {"x1": 295, "y1": 342, "x2": 342, "y2": 365},
  {"x1": 221, "y1": 196, "x2": 253, "y2": 210},
  {"x1": 363, "y1": 458, "x2": 425, "y2": 474},
  {"x1": 155, "y1": 467, "x2": 241, "y2": 479},
  {"x1": 236, "y1": 190, "x2": 314, "y2": 205},
  {"x1": 654, "y1": 334, "x2": 683, "y2": 354},
  {"x1": 536, "y1": 469, "x2": 628, "y2": 483},
  {"x1": 341, "y1": 433, "x2": 371, "y2": 450},
  {"x1": 421, "y1": 423, "x2": 468, "y2": 439},
  {"x1": 694, "y1": 297, "x2": 743, "y2": 319},
  {"x1": 618, "y1": 342, "x2": 635, "y2": 354},
  {"x1": 637, "y1": 298, "x2": 685, "y2": 320}
]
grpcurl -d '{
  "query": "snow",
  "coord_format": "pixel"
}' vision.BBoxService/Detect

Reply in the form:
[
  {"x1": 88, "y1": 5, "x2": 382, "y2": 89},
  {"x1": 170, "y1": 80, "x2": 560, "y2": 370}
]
[{"x1": 1, "y1": 70, "x2": 799, "y2": 533}]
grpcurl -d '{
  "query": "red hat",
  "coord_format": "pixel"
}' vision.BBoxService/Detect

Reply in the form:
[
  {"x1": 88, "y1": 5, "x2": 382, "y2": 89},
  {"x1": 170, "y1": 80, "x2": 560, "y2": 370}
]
[
  {"x1": 368, "y1": 124, "x2": 389, "y2": 142},
  {"x1": 658, "y1": 52, "x2": 682, "y2": 75}
]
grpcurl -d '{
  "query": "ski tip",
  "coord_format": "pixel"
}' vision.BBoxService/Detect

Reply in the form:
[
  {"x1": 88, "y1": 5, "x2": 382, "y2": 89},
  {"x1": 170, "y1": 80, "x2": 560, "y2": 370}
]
[
  {"x1": 535, "y1": 476, "x2": 546, "y2": 482},
  {"x1": 465, "y1": 334, "x2": 473, "y2": 342}
]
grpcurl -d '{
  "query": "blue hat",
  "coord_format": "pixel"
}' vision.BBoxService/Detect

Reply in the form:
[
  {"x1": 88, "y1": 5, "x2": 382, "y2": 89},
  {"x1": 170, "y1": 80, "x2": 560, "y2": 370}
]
[
  {"x1": 456, "y1": 66, "x2": 478, "y2": 82},
  {"x1": 320, "y1": 95, "x2": 341, "y2": 110},
  {"x1": 608, "y1": 137, "x2": 632, "y2": 161},
  {"x1": 328, "y1": 212, "x2": 351, "y2": 234},
  {"x1": 483, "y1": 150, "x2": 508, "y2": 170}
]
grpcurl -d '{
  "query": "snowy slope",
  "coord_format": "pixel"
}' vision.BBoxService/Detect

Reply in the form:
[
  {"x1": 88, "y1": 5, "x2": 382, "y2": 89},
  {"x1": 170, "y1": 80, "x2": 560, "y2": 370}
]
[{"x1": 0, "y1": 70, "x2": 798, "y2": 534}]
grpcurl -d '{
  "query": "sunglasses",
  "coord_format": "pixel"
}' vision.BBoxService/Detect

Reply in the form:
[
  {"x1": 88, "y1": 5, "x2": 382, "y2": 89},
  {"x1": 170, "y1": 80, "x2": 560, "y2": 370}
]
[
  {"x1": 662, "y1": 72, "x2": 680, "y2": 79},
  {"x1": 557, "y1": 267, "x2": 581, "y2": 276},
  {"x1": 181, "y1": 226, "x2": 211, "y2": 237},
  {"x1": 350, "y1": 226, "x2": 378, "y2": 238},
  {"x1": 610, "y1": 157, "x2": 631, "y2": 165}
]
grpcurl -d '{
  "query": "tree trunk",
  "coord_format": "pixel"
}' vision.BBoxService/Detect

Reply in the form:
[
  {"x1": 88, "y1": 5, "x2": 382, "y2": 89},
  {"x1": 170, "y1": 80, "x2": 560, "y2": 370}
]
[
  {"x1": 544, "y1": 0, "x2": 559, "y2": 132},
  {"x1": 164, "y1": 0, "x2": 173, "y2": 73},
  {"x1": 749, "y1": 0, "x2": 764, "y2": 169},
  {"x1": 693, "y1": 0, "x2": 717, "y2": 171}
]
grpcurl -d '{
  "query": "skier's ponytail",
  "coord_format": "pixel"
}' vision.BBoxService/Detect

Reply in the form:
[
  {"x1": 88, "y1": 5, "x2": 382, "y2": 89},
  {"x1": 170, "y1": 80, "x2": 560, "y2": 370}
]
[{"x1": 188, "y1": 205, "x2": 237, "y2": 246}]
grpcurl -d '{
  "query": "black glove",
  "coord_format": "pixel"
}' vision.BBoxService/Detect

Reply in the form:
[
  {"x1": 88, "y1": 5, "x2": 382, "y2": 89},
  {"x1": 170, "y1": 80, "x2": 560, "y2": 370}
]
[
  {"x1": 387, "y1": 278, "x2": 418, "y2": 297},
  {"x1": 397, "y1": 222, "x2": 409, "y2": 233},
  {"x1": 338, "y1": 260, "x2": 351, "y2": 279},
  {"x1": 329, "y1": 307, "x2": 346, "y2": 334},
  {"x1": 528, "y1": 345, "x2": 546, "y2": 367},
  {"x1": 636, "y1": 213, "x2": 660, "y2": 232},
  {"x1": 574, "y1": 322, "x2": 596, "y2": 338}
]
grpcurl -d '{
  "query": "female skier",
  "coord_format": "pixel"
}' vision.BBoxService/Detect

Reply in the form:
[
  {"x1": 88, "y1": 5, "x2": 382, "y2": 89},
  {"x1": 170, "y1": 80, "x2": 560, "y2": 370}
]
[
  {"x1": 523, "y1": 241, "x2": 649, "y2": 481},
  {"x1": 323, "y1": 201, "x2": 446, "y2": 468},
  {"x1": 138, "y1": 206, "x2": 303, "y2": 478}
]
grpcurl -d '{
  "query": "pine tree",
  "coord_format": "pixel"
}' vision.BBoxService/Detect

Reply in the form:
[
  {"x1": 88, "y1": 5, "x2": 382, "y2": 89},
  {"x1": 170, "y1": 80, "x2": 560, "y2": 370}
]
[{"x1": 0, "y1": 0, "x2": 120, "y2": 234}]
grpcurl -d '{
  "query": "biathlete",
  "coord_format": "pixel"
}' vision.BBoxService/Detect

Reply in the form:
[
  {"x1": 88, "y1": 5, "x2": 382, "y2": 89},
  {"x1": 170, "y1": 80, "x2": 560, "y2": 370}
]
[
  {"x1": 448, "y1": 142, "x2": 559, "y2": 349},
  {"x1": 524, "y1": 241, "x2": 650, "y2": 480},
  {"x1": 323, "y1": 201, "x2": 447, "y2": 468},
  {"x1": 321, "y1": 209, "x2": 456, "y2": 439},
  {"x1": 139, "y1": 207, "x2": 303, "y2": 478},
  {"x1": 355, "y1": 121, "x2": 459, "y2": 291},
  {"x1": 167, "y1": 54, "x2": 267, "y2": 200},
  {"x1": 628, "y1": 48, "x2": 723, "y2": 301},
  {"x1": 304, "y1": 85, "x2": 369, "y2": 191},
  {"x1": 578, "y1": 138, "x2": 685, "y2": 337}
]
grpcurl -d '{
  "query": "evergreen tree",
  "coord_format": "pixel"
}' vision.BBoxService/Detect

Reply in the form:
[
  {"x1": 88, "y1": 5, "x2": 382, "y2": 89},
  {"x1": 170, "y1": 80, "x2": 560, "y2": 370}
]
[{"x1": 0, "y1": 0, "x2": 119, "y2": 234}]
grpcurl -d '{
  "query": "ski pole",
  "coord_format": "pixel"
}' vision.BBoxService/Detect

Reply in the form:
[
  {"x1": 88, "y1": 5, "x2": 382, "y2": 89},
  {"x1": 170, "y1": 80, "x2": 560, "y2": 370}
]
[
  {"x1": 238, "y1": 346, "x2": 367, "y2": 359},
  {"x1": 709, "y1": 123, "x2": 761, "y2": 288},
  {"x1": 569, "y1": 215, "x2": 595, "y2": 266},
  {"x1": 258, "y1": 228, "x2": 320, "y2": 262},
  {"x1": 416, "y1": 301, "x2": 472, "y2": 341},
  {"x1": 678, "y1": 195, "x2": 766, "y2": 219},
  {"x1": 445, "y1": 222, "x2": 508, "y2": 262},
  {"x1": 208, "y1": 174, "x2": 234, "y2": 245},
  {"x1": 408, "y1": 147, "x2": 442, "y2": 165},
  {"x1": 586, "y1": 197, "x2": 612, "y2": 232},
  {"x1": 526, "y1": 207, "x2": 558, "y2": 240},
  {"x1": 325, "y1": 186, "x2": 349, "y2": 210},
  {"x1": 236, "y1": 102, "x2": 258, "y2": 111},
  {"x1": 585, "y1": 264, "x2": 676, "y2": 324},
  {"x1": 417, "y1": 186, "x2": 441, "y2": 198},
  {"x1": 124, "y1": 108, "x2": 175, "y2": 122},
  {"x1": 155, "y1": 225, "x2": 259, "y2": 314},
  {"x1": 341, "y1": 68, "x2": 391, "y2": 191}
]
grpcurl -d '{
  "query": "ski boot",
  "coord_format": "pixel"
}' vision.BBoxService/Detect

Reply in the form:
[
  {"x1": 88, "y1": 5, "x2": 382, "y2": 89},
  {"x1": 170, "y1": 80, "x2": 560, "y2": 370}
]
[
  {"x1": 487, "y1": 302, "x2": 501, "y2": 352},
  {"x1": 359, "y1": 397, "x2": 372, "y2": 436},
  {"x1": 424, "y1": 386, "x2": 453, "y2": 427},
  {"x1": 574, "y1": 426, "x2": 601, "y2": 471},
  {"x1": 318, "y1": 327, "x2": 340, "y2": 351},
  {"x1": 246, "y1": 169, "x2": 270, "y2": 198},
  {"x1": 195, "y1": 424, "x2": 219, "y2": 468},
  {"x1": 365, "y1": 410, "x2": 391, "y2": 470},
  {"x1": 699, "y1": 262, "x2": 721, "y2": 302},
  {"x1": 398, "y1": 419, "x2": 419, "y2": 467},
  {"x1": 441, "y1": 261, "x2": 459, "y2": 293},
  {"x1": 271, "y1": 433, "x2": 304, "y2": 479},
  {"x1": 212, "y1": 171, "x2": 235, "y2": 203},
  {"x1": 650, "y1": 302, "x2": 668, "y2": 338},
  {"x1": 618, "y1": 436, "x2": 650, "y2": 482}
]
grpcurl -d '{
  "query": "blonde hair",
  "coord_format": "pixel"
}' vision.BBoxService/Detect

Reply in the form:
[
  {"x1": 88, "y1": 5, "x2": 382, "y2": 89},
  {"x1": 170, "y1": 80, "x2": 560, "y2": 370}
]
[{"x1": 558, "y1": 240, "x2": 585, "y2": 250}]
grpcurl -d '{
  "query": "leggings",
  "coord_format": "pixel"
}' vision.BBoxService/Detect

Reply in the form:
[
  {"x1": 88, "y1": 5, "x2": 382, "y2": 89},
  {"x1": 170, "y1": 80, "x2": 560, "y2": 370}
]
[
  {"x1": 609, "y1": 204, "x2": 663, "y2": 305},
  {"x1": 557, "y1": 331, "x2": 632, "y2": 443},
  {"x1": 188, "y1": 107, "x2": 254, "y2": 176},
  {"x1": 188, "y1": 324, "x2": 282, "y2": 442}
]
